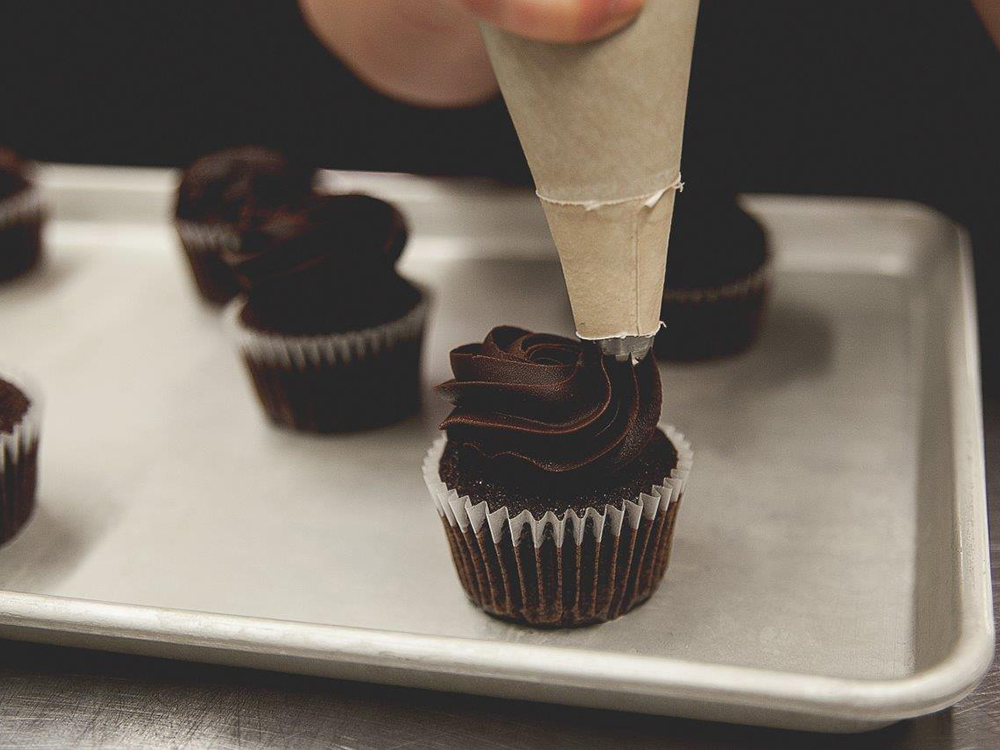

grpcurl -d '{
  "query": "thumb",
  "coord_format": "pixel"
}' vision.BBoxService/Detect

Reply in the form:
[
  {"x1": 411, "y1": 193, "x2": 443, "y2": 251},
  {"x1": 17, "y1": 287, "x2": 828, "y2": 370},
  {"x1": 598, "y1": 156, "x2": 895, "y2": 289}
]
[{"x1": 459, "y1": 0, "x2": 646, "y2": 43}]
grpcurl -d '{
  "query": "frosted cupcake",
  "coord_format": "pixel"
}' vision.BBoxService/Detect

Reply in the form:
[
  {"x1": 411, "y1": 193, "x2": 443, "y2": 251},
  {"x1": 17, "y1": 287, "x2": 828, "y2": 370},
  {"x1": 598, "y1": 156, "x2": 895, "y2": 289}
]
[
  {"x1": 424, "y1": 327, "x2": 692, "y2": 627},
  {"x1": 655, "y1": 193, "x2": 770, "y2": 361},
  {"x1": 174, "y1": 146, "x2": 316, "y2": 305},
  {"x1": 0, "y1": 373, "x2": 40, "y2": 546},
  {"x1": 0, "y1": 147, "x2": 44, "y2": 282},
  {"x1": 225, "y1": 194, "x2": 428, "y2": 433}
]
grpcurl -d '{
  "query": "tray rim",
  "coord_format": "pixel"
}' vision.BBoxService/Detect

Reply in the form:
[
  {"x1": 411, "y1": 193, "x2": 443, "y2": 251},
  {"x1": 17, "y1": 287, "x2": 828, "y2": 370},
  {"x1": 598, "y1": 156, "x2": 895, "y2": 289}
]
[{"x1": 0, "y1": 166, "x2": 993, "y2": 731}]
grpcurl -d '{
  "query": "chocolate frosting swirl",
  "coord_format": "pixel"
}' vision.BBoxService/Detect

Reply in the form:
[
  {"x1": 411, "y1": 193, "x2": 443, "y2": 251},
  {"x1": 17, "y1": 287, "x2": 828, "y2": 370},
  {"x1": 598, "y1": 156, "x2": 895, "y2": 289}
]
[
  {"x1": 175, "y1": 146, "x2": 315, "y2": 225},
  {"x1": 437, "y1": 327, "x2": 662, "y2": 474},
  {"x1": 226, "y1": 193, "x2": 419, "y2": 335},
  {"x1": 228, "y1": 194, "x2": 407, "y2": 292}
]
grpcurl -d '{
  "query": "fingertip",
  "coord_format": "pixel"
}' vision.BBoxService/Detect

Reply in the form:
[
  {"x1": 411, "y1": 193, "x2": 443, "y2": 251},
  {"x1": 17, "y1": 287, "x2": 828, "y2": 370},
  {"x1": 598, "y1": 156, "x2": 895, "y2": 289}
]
[
  {"x1": 462, "y1": 0, "x2": 646, "y2": 44},
  {"x1": 458, "y1": 0, "x2": 504, "y2": 24},
  {"x1": 575, "y1": 0, "x2": 646, "y2": 42}
]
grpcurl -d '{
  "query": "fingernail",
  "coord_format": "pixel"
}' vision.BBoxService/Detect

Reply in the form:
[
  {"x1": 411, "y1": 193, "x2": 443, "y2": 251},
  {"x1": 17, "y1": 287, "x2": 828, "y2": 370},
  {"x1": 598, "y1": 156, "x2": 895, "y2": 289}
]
[
  {"x1": 609, "y1": 0, "x2": 645, "y2": 15},
  {"x1": 581, "y1": 0, "x2": 645, "y2": 40}
]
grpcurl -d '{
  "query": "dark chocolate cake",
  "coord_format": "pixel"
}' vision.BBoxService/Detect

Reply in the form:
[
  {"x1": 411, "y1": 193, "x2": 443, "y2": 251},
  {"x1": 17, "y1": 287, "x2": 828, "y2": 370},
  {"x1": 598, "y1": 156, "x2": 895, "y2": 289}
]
[
  {"x1": 174, "y1": 146, "x2": 316, "y2": 305},
  {"x1": 0, "y1": 376, "x2": 39, "y2": 545},
  {"x1": 655, "y1": 192, "x2": 770, "y2": 361},
  {"x1": 427, "y1": 327, "x2": 692, "y2": 627},
  {"x1": 226, "y1": 193, "x2": 427, "y2": 433},
  {"x1": 438, "y1": 432, "x2": 677, "y2": 516},
  {"x1": 0, "y1": 147, "x2": 43, "y2": 282}
]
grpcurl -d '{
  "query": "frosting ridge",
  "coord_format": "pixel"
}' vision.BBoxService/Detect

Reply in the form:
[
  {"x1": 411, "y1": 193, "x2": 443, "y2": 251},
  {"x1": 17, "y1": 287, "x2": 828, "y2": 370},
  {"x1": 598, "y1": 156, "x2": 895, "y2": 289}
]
[
  {"x1": 227, "y1": 194, "x2": 418, "y2": 335},
  {"x1": 437, "y1": 326, "x2": 661, "y2": 474},
  {"x1": 175, "y1": 146, "x2": 314, "y2": 225}
]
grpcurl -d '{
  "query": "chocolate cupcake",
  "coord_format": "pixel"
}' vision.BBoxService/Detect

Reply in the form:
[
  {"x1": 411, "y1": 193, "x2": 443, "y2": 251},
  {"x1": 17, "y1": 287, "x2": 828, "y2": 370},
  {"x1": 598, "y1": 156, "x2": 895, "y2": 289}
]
[
  {"x1": 225, "y1": 194, "x2": 428, "y2": 433},
  {"x1": 174, "y1": 146, "x2": 316, "y2": 305},
  {"x1": 0, "y1": 373, "x2": 40, "y2": 546},
  {"x1": 654, "y1": 193, "x2": 770, "y2": 361},
  {"x1": 0, "y1": 147, "x2": 44, "y2": 282},
  {"x1": 424, "y1": 327, "x2": 692, "y2": 627}
]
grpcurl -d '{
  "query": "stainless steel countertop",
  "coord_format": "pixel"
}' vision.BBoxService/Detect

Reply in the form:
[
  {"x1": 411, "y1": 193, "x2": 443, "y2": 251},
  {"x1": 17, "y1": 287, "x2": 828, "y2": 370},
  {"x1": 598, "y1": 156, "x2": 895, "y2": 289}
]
[{"x1": 0, "y1": 395, "x2": 995, "y2": 749}]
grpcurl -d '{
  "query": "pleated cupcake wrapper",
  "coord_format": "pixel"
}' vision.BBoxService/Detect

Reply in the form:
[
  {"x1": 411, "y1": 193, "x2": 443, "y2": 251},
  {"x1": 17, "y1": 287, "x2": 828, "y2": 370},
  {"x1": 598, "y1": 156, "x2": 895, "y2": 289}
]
[
  {"x1": 0, "y1": 404, "x2": 41, "y2": 467},
  {"x1": 423, "y1": 423, "x2": 693, "y2": 626},
  {"x1": 424, "y1": 423, "x2": 692, "y2": 548},
  {"x1": 225, "y1": 295, "x2": 430, "y2": 369},
  {"x1": 0, "y1": 369, "x2": 42, "y2": 545},
  {"x1": 175, "y1": 220, "x2": 240, "y2": 254},
  {"x1": 0, "y1": 188, "x2": 44, "y2": 231},
  {"x1": 662, "y1": 259, "x2": 771, "y2": 305}
]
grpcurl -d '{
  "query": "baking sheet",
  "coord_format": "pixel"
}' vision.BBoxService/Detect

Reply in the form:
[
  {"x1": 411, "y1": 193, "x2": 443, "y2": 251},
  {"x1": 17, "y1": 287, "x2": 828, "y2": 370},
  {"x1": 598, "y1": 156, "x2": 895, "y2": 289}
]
[{"x1": 0, "y1": 166, "x2": 991, "y2": 732}]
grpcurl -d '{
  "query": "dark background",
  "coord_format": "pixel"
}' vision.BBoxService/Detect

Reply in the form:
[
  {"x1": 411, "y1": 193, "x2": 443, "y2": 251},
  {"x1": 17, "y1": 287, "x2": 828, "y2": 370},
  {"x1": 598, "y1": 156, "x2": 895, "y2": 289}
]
[{"x1": 1, "y1": 0, "x2": 998, "y2": 389}]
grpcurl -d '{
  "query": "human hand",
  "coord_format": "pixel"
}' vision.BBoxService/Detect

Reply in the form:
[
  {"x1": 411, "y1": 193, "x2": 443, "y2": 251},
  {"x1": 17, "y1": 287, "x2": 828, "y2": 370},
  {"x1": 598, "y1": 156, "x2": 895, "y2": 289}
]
[
  {"x1": 299, "y1": 0, "x2": 646, "y2": 106},
  {"x1": 457, "y1": 0, "x2": 647, "y2": 43},
  {"x1": 973, "y1": 0, "x2": 1000, "y2": 50}
]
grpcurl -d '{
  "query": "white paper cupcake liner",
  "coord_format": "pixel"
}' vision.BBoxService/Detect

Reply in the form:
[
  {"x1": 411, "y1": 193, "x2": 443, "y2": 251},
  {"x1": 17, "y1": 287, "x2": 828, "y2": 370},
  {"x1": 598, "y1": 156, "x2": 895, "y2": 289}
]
[
  {"x1": 423, "y1": 423, "x2": 693, "y2": 626},
  {"x1": 661, "y1": 258, "x2": 771, "y2": 305},
  {"x1": 225, "y1": 294, "x2": 429, "y2": 432},
  {"x1": 0, "y1": 368, "x2": 42, "y2": 545},
  {"x1": 226, "y1": 294, "x2": 429, "y2": 369},
  {"x1": 656, "y1": 259, "x2": 770, "y2": 362},
  {"x1": 0, "y1": 188, "x2": 44, "y2": 231},
  {"x1": 173, "y1": 220, "x2": 240, "y2": 304},
  {"x1": 174, "y1": 220, "x2": 240, "y2": 253}
]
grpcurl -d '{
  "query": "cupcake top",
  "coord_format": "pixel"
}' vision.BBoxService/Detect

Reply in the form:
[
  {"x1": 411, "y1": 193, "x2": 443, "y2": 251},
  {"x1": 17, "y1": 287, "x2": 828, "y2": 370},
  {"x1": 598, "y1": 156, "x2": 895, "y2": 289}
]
[
  {"x1": 0, "y1": 147, "x2": 31, "y2": 202},
  {"x1": 227, "y1": 193, "x2": 421, "y2": 335},
  {"x1": 665, "y1": 193, "x2": 768, "y2": 290},
  {"x1": 0, "y1": 378, "x2": 30, "y2": 434},
  {"x1": 436, "y1": 327, "x2": 674, "y2": 513},
  {"x1": 175, "y1": 146, "x2": 315, "y2": 226}
]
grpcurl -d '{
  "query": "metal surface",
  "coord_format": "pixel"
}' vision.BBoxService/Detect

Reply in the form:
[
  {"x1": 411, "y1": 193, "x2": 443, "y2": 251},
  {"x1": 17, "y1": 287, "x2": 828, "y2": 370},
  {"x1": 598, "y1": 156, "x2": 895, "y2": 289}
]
[
  {"x1": 596, "y1": 334, "x2": 656, "y2": 362},
  {"x1": 0, "y1": 422, "x2": 997, "y2": 750},
  {"x1": 0, "y1": 167, "x2": 991, "y2": 733}
]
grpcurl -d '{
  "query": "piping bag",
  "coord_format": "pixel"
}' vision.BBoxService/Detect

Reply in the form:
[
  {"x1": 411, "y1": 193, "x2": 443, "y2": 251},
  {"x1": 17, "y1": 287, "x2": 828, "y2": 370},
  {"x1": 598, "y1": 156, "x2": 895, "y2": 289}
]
[{"x1": 479, "y1": 0, "x2": 700, "y2": 361}]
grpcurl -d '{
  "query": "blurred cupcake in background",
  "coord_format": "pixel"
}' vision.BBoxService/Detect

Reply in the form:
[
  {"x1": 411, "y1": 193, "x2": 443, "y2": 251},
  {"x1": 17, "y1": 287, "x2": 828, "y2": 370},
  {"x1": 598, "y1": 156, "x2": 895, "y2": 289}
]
[
  {"x1": 224, "y1": 194, "x2": 429, "y2": 433},
  {"x1": 0, "y1": 147, "x2": 44, "y2": 282},
  {"x1": 0, "y1": 370, "x2": 40, "y2": 546},
  {"x1": 174, "y1": 146, "x2": 317, "y2": 305},
  {"x1": 654, "y1": 192, "x2": 770, "y2": 362}
]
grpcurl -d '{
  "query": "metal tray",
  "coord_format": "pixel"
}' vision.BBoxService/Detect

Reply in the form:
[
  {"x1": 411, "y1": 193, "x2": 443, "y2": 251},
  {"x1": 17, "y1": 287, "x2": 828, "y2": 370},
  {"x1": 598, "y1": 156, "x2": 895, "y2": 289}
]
[{"x1": 0, "y1": 166, "x2": 991, "y2": 733}]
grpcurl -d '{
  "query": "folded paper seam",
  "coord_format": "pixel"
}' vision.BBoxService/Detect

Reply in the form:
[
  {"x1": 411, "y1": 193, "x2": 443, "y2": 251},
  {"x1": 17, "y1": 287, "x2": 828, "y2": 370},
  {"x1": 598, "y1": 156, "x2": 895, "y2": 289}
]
[
  {"x1": 535, "y1": 174, "x2": 683, "y2": 212},
  {"x1": 633, "y1": 198, "x2": 641, "y2": 349}
]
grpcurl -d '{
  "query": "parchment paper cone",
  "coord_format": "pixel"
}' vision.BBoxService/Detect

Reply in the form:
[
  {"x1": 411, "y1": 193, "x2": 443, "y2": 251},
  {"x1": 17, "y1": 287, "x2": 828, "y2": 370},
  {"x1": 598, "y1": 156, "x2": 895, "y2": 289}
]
[{"x1": 480, "y1": 0, "x2": 700, "y2": 340}]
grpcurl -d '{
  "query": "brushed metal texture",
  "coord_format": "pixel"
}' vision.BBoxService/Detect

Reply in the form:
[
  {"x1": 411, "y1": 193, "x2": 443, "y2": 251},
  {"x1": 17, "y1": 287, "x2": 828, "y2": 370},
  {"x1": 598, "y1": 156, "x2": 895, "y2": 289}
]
[{"x1": 0, "y1": 168, "x2": 991, "y2": 733}]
